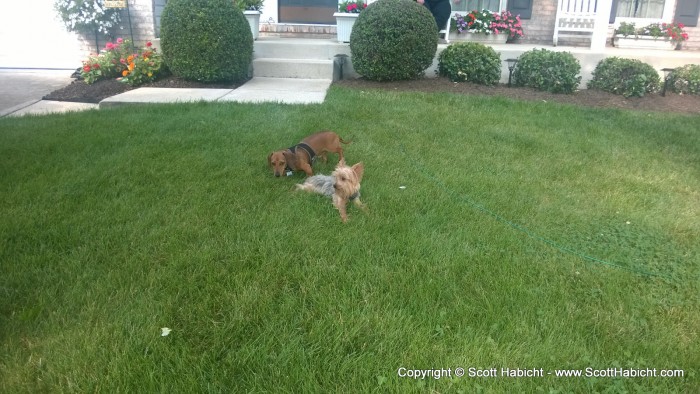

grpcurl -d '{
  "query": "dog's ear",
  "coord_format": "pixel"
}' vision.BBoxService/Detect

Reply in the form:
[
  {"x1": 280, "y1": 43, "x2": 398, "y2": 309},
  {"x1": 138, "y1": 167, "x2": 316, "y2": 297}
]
[
  {"x1": 282, "y1": 150, "x2": 295, "y2": 169},
  {"x1": 267, "y1": 153, "x2": 273, "y2": 167},
  {"x1": 337, "y1": 158, "x2": 346, "y2": 168},
  {"x1": 352, "y1": 162, "x2": 364, "y2": 182}
]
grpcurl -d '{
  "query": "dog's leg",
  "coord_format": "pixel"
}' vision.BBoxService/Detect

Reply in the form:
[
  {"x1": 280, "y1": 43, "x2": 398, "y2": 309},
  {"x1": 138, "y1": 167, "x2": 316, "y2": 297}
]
[
  {"x1": 337, "y1": 148, "x2": 344, "y2": 163},
  {"x1": 353, "y1": 197, "x2": 367, "y2": 212},
  {"x1": 298, "y1": 161, "x2": 314, "y2": 176},
  {"x1": 333, "y1": 195, "x2": 349, "y2": 223}
]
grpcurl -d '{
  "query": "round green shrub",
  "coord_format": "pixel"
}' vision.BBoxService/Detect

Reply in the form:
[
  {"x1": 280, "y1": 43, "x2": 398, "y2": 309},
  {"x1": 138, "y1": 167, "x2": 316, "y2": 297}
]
[
  {"x1": 512, "y1": 49, "x2": 581, "y2": 94},
  {"x1": 669, "y1": 64, "x2": 700, "y2": 95},
  {"x1": 350, "y1": 0, "x2": 438, "y2": 81},
  {"x1": 160, "y1": 0, "x2": 253, "y2": 82},
  {"x1": 438, "y1": 42, "x2": 501, "y2": 85},
  {"x1": 587, "y1": 57, "x2": 660, "y2": 97}
]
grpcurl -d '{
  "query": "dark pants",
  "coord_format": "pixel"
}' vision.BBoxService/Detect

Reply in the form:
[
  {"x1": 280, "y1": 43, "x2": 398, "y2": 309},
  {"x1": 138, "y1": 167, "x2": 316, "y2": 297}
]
[{"x1": 424, "y1": 0, "x2": 451, "y2": 31}]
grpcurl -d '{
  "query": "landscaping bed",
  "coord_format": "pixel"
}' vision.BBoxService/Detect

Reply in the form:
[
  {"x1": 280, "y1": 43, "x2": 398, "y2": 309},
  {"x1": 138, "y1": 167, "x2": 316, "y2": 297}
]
[
  {"x1": 43, "y1": 74, "x2": 700, "y2": 115},
  {"x1": 335, "y1": 78, "x2": 700, "y2": 115}
]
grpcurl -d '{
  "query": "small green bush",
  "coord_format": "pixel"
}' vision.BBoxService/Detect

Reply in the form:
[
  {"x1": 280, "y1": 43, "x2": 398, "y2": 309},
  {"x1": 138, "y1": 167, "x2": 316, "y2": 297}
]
[
  {"x1": 160, "y1": 0, "x2": 253, "y2": 82},
  {"x1": 512, "y1": 49, "x2": 581, "y2": 94},
  {"x1": 438, "y1": 43, "x2": 501, "y2": 85},
  {"x1": 588, "y1": 57, "x2": 660, "y2": 97},
  {"x1": 350, "y1": 0, "x2": 438, "y2": 81},
  {"x1": 669, "y1": 64, "x2": 700, "y2": 95}
]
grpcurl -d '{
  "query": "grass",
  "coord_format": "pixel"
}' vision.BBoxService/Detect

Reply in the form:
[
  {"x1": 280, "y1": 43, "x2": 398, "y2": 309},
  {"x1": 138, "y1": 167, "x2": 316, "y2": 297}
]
[{"x1": 1, "y1": 86, "x2": 699, "y2": 392}]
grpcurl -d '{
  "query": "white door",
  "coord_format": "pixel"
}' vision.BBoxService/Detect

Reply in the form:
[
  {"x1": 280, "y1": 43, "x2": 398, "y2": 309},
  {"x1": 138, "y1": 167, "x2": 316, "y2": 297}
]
[{"x1": 0, "y1": 0, "x2": 83, "y2": 69}]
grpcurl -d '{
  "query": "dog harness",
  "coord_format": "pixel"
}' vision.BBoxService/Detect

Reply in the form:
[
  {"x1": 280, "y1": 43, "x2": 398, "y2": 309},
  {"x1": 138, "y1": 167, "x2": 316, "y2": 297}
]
[{"x1": 285, "y1": 142, "x2": 316, "y2": 172}]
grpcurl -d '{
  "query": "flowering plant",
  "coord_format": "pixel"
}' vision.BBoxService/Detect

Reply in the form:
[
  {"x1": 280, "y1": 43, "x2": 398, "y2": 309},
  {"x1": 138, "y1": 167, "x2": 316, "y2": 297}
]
[
  {"x1": 80, "y1": 39, "x2": 166, "y2": 86},
  {"x1": 492, "y1": 10, "x2": 524, "y2": 39},
  {"x1": 451, "y1": 9, "x2": 523, "y2": 38},
  {"x1": 54, "y1": 0, "x2": 121, "y2": 35},
  {"x1": 338, "y1": 0, "x2": 367, "y2": 13},
  {"x1": 452, "y1": 9, "x2": 495, "y2": 34},
  {"x1": 616, "y1": 21, "x2": 689, "y2": 44},
  {"x1": 664, "y1": 22, "x2": 689, "y2": 44},
  {"x1": 119, "y1": 41, "x2": 166, "y2": 86}
]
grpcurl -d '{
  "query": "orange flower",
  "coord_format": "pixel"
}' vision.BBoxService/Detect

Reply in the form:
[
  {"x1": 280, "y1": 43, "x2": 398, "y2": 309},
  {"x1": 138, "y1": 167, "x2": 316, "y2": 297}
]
[
  {"x1": 127, "y1": 55, "x2": 135, "y2": 63},
  {"x1": 128, "y1": 62, "x2": 135, "y2": 71},
  {"x1": 122, "y1": 70, "x2": 129, "y2": 77}
]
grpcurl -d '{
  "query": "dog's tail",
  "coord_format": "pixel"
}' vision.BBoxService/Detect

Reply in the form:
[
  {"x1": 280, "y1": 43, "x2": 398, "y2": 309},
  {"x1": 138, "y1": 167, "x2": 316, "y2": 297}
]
[{"x1": 339, "y1": 137, "x2": 352, "y2": 145}]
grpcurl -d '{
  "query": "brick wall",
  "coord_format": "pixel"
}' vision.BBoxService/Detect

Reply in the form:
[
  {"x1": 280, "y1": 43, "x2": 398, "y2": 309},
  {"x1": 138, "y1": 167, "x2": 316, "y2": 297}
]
[
  {"x1": 78, "y1": 0, "x2": 156, "y2": 54},
  {"x1": 518, "y1": 0, "x2": 557, "y2": 45}
]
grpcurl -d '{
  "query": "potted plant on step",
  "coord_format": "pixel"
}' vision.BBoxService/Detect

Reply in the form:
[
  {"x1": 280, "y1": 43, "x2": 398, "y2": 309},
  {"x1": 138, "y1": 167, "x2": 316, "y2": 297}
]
[
  {"x1": 334, "y1": 0, "x2": 367, "y2": 43},
  {"x1": 234, "y1": 0, "x2": 264, "y2": 40},
  {"x1": 449, "y1": 9, "x2": 522, "y2": 44},
  {"x1": 613, "y1": 21, "x2": 689, "y2": 50}
]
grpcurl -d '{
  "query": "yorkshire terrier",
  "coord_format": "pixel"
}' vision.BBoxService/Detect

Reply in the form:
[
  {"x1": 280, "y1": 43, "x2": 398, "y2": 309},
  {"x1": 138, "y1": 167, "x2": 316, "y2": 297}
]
[{"x1": 296, "y1": 160, "x2": 366, "y2": 223}]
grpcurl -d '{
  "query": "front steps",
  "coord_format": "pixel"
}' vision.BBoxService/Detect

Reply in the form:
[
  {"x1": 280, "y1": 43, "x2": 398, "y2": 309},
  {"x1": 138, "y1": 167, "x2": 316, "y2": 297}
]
[{"x1": 252, "y1": 37, "x2": 352, "y2": 81}]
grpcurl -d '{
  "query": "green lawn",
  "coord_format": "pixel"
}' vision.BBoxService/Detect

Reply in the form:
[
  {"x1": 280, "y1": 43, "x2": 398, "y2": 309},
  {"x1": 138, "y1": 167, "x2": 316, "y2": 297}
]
[{"x1": 1, "y1": 86, "x2": 698, "y2": 392}]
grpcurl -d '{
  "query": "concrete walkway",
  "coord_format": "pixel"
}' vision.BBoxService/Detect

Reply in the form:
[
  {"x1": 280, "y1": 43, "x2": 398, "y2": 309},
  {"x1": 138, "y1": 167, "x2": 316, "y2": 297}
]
[
  {"x1": 1, "y1": 70, "x2": 332, "y2": 118},
  {"x1": 0, "y1": 68, "x2": 90, "y2": 117}
]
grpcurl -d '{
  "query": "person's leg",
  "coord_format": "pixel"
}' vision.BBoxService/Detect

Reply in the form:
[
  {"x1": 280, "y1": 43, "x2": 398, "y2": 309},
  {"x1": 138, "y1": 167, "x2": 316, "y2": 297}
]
[{"x1": 432, "y1": 0, "x2": 451, "y2": 31}]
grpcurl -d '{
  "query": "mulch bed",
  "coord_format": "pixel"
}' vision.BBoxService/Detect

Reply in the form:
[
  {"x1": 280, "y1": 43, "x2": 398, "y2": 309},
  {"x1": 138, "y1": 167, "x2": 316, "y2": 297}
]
[
  {"x1": 43, "y1": 73, "x2": 700, "y2": 115},
  {"x1": 334, "y1": 78, "x2": 700, "y2": 115}
]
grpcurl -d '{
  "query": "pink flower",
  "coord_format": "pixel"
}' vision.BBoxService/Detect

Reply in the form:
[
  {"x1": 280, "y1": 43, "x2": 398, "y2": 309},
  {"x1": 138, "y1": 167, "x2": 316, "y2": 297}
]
[
  {"x1": 117, "y1": 38, "x2": 124, "y2": 44},
  {"x1": 105, "y1": 42, "x2": 114, "y2": 50}
]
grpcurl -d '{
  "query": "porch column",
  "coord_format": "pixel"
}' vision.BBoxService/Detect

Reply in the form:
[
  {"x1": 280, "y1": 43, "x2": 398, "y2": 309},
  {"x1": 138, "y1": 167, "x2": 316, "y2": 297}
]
[{"x1": 591, "y1": 0, "x2": 614, "y2": 50}]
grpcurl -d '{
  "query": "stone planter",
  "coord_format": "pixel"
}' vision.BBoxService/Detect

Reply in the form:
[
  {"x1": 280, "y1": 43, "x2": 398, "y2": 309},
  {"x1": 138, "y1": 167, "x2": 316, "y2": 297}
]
[
  {"x1": 613, "y1": 35, "x2": 677, "y2": 50},
  {"x1": 448, "y1": 31, "x2": 508, "y2": 44},
  {"x1": 244, "y1": 10, "x2": 261, "y2": 40},
  {"x1": 334, "y1": 13, "x2": 359, "y2": 43}
]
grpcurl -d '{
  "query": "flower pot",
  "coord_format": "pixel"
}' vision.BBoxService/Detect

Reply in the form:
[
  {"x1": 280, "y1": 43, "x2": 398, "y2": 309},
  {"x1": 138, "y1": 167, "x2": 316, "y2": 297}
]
[
  {"x1": 448, "y1": 32, "x2": 508, "y2": 44},
  {"x1": 334, "y1": 13, "x2": 359, "y2": 43},
  {"x1": 244, "y1": 10, "x2": 261, "y2": 40},
  {"x1": 613, "y1": 35, "x2": 677, "y2": 50}
]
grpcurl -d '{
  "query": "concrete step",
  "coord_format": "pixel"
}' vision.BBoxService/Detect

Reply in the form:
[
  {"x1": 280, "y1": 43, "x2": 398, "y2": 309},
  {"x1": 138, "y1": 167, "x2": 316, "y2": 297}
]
[
  {"x1": 252, "y1": 58, "x2": 334, "y2": 79},
  {"x1": 253, "y1": 37, "x2": 350, "y2": 60}
]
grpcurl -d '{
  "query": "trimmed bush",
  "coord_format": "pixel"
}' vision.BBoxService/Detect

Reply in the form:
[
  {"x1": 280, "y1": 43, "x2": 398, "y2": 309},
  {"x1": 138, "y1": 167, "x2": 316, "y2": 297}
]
[
  {"x1": 350, "y1": 0, "x2": 438, "y2": 81},
  {"x1": 669, "y1": 64, "x2": 700, "y2": 95},
  {"x1": 512, "y1": 49, "x2": 581, "y2": 94},
  {"x1": 588, "y1": 57, "x2": 660, "y2": 97},
  {"x1": 438, "y1": 42, "x2": 501, "y2": 85},
  {"x1": 160, "y1": 0, "x2": 253, "y2": 82}
]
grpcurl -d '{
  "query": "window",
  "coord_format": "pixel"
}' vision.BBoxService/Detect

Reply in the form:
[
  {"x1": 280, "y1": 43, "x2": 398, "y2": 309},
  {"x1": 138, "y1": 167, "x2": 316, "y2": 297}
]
[
  {"x1": 615, "y1": 0, "x2": 666, "y2": 18},
  {"x1": 451, "y1": 0, "x2": 504, "y2": 13}
]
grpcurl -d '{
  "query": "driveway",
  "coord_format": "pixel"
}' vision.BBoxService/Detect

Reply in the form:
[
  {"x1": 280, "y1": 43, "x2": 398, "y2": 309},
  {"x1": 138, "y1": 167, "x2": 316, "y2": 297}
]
[{"x1": 0, "y1": 69, "x2": 74, "y2": 116}]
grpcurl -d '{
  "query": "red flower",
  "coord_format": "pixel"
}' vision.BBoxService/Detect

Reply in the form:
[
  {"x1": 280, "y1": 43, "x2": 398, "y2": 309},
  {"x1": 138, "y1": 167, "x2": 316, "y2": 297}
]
[
  {"x1": 146, "y1": 41, "x2": 152, "y2": 47},
  {"x1": 93, "y1": 63, "x2": 100, "y2": 69},
  {"x1": 83, "y1": 65, "x2": 91, "y2": 73}
]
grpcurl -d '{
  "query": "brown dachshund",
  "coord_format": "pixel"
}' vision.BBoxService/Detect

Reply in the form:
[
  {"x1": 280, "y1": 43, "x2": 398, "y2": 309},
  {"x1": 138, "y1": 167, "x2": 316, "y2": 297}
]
[{"x1": 268, "y1": 130, "x2": 350, "y2": 177}]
